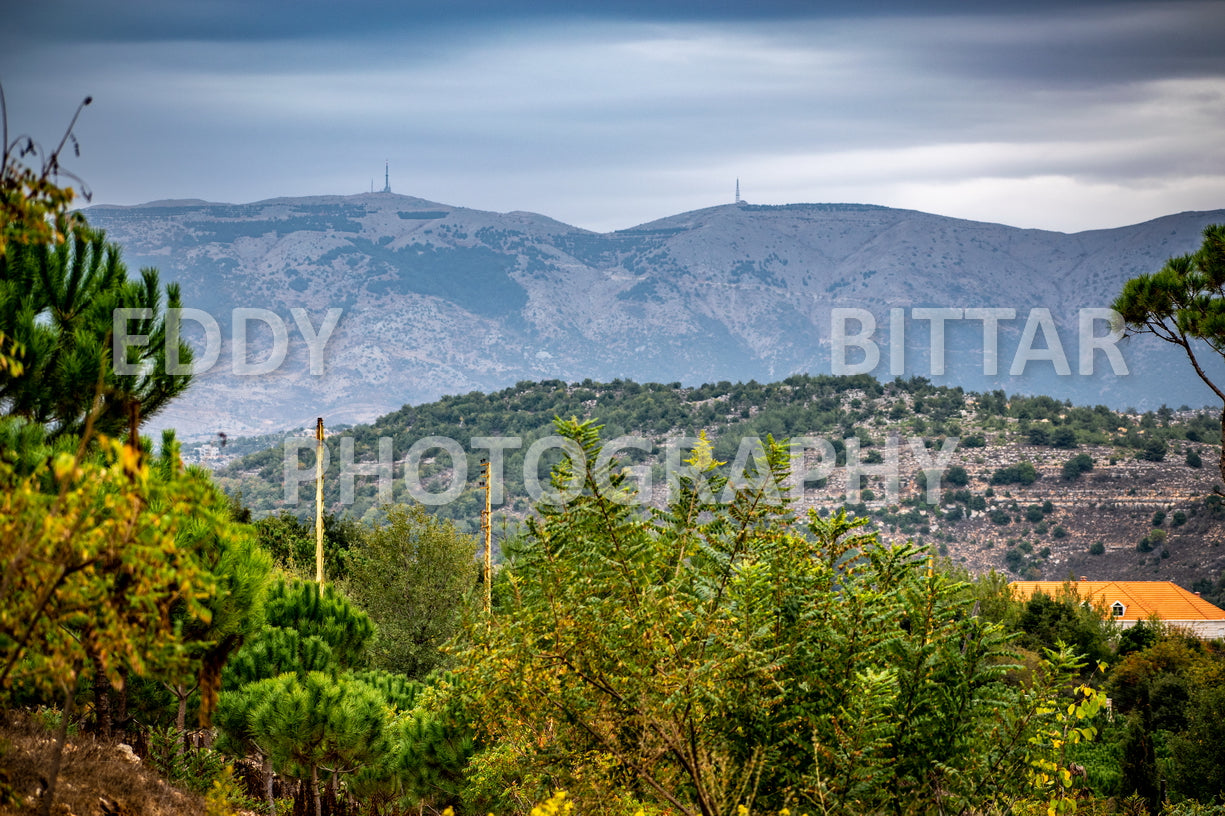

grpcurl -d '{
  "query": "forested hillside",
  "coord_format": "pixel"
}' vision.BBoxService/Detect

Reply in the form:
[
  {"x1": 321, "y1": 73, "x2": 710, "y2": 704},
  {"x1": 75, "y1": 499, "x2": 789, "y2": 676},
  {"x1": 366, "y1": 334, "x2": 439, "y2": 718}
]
[{"x1": 212, "y1": 374, "x2": 1225, "y2": 591}]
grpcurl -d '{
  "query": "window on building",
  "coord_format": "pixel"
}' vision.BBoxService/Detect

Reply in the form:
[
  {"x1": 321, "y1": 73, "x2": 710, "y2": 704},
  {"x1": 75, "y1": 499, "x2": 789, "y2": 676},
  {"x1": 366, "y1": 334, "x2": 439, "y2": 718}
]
[{"x1": 1112, "y1": 601, "x2": 1125, "y2": 617}]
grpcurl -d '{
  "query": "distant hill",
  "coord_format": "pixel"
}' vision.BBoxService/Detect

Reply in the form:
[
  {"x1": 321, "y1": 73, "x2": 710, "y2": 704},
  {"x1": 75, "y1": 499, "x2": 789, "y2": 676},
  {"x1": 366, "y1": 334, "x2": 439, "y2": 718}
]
[
  {"x1": 211, "y1": 375, "x2": 1225, "y2": 589},
  {"x1": 82, "y1": 194, "x2": 1225, "y2": 440}
]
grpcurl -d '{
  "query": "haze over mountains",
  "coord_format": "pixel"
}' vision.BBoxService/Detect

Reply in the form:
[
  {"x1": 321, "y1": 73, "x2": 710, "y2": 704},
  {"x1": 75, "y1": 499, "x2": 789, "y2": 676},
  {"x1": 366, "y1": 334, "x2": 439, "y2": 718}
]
[{"x1": 83, "y1": 194, "x2": 1225, "y2": 439}]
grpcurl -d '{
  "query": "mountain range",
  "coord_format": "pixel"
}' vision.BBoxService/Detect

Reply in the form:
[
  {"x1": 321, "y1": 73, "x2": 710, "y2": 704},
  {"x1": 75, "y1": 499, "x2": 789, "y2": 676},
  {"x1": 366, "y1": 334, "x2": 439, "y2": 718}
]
[{"x1": 82, "y1": 194, "x2": 1225, "y2": 439}]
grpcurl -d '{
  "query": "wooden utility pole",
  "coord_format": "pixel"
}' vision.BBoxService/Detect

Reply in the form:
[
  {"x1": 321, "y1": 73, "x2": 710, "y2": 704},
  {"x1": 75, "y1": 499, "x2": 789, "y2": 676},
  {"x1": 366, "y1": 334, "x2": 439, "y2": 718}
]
[
  {"x1": 480, "y1": 458, "x2": 492, "y2": 614},
  {"x1": 315, "y1": 417, "x2": 325, "y2": 584}
]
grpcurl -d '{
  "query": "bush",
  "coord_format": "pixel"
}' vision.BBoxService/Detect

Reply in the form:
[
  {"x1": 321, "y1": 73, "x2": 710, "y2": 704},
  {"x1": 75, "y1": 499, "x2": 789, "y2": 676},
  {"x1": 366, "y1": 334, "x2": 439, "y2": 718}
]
[
  {"x1": 1187, "y1": 450, "x2": 1203, "y2": 468},
  {"x1": 146, "y1": 726, "x2": 232, "y2": 796},
  {"x1": 992, "y1": 462, "x2": 1038, "y2": 486},
  {"x1": 1137, "y1": 528, "x2": 1167, "y2": 553},
  {"x1": 1026, "y1": 425, "x2": 1050, "y2": 446},
  {"x1": 945, "y1": 465, "x2": 970, "y2": 486},
  {"x1": 1089, "y1": 541, "x2": 1105, "y2": 555},
  {"x1": 1062, "y1": 453, "x2": 1094, "y2": 481},
  {"x1": 1052, "y1": 525, "x2": 1068, "y2": 539},
  {"x1": 945, "y1": 489, "x2": 972, "y2": 505},
  {"x1": 1051, "y1": 426, "x2": 1078, "y2": 449},
  {"x1": 1140, "y1": 436, "x2": 1167, "y2": 462}
]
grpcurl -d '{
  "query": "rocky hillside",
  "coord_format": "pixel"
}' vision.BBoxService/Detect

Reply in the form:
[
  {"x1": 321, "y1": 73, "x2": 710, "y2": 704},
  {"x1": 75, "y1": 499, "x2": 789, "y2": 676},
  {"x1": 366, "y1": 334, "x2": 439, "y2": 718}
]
[
  {"x1": 82, "y1": 194, "x2": 1225, "y2": 440},
  {"x1": 210, "y1": 375, "x2": 1225, "y2": 589}
]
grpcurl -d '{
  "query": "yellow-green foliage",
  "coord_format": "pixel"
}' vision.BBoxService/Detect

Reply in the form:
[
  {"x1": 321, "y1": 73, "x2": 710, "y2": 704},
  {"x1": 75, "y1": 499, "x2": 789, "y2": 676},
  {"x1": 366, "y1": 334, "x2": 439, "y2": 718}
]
[
  {"x1": 0, "y1": 435, "x2": 241, "y2": 704},
  {"x1": 449, "y1": 418, "x2": 1106, "y2": 816}
]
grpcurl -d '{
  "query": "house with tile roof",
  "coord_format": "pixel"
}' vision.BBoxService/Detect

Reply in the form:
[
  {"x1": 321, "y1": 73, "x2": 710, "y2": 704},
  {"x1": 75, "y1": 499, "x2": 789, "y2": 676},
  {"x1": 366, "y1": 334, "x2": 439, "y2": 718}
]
[{"x1": 1009, "y1": 580, "x2": 1225, "y2": 640}]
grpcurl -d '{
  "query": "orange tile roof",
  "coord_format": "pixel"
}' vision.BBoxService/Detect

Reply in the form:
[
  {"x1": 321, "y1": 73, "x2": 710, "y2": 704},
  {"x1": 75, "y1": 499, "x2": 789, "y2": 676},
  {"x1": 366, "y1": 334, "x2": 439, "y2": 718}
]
[{"x1": 1009, "y1": 581, "x2": 1225, "y2": 622}]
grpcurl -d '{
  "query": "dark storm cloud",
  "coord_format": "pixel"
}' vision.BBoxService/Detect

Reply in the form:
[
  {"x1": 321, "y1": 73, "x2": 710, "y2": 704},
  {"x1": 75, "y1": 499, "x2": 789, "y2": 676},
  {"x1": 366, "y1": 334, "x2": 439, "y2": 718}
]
[
  {"x1": 911, "y1": 3, "x2": 1225, "y2": 86},
  {"x1": 3, "y1": 0, "x2": 1201, "y2": 44},
  {"x1": 1, "y1": 1, "x2": 1221, "y2": 232}
]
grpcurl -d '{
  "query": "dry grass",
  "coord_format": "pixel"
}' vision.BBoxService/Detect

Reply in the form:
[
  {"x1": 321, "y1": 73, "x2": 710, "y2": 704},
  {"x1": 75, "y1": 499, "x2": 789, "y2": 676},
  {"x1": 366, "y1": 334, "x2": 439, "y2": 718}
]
[{"x1": 0, "y1": 713, "x2": 208, "y2": 816}]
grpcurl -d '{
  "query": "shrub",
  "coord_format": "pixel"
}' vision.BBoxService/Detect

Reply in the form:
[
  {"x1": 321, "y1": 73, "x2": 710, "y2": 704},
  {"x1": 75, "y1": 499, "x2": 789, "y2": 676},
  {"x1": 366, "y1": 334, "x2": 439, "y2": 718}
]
[
  {"x1": 1140, "y1": 436, "x2": 1167, "y2": 462},
  {"x1": 1137, "y1": 529, "x2": 1167, "y2": 553},
  {"x1": 1051, "y1": 426, "x2": 1078, "y2": 449},
  {"x1": 992, "y1": 462, "x2": 1039, "y2": 486},
  {"x1": 1061, "y1": 453, "x2": 1094, "y2": 481},
  {"x1": 1027, "y1": 425, "x2": 1050, "y2": 446}
]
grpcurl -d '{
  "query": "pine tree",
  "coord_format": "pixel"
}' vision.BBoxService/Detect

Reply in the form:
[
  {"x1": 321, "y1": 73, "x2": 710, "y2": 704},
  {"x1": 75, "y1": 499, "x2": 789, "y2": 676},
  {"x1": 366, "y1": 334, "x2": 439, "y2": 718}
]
[
  {"x1": 388, "y1": 678, "x2": 474, "y2": 806},
  {"x1": 1114, "y1": 224, "x2": 1225, "y2": 485},
  {"x1": 217, "y1": 579, "x2": 433, "y2": 816},
  {"x1": 0, "y1": 218, "x2": 191, "y2": 440}
]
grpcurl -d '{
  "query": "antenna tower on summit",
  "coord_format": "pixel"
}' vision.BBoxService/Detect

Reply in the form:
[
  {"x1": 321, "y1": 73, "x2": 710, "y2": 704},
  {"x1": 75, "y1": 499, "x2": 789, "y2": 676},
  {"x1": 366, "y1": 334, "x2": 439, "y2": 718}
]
[
  {"x1": 382, "y1": 161, "x2": 391, "y2": 193},
  {"x1": 735, "y1": 178, "x2": 741, "y2": 204}
]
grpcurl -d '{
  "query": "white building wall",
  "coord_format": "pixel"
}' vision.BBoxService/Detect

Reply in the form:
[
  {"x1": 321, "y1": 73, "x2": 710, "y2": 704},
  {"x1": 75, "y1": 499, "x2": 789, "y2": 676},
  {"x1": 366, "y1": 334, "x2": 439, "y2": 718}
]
[{"x1": 1116, "y1": 619, "x2": 1225, "y2": 639}]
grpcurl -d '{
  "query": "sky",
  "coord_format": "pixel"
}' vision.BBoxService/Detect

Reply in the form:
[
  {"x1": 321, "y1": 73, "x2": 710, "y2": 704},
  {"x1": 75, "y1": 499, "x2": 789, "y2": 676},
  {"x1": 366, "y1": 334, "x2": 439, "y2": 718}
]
[{"x1": 2, "y1": 0, "x2": 1223, "y2": 234}]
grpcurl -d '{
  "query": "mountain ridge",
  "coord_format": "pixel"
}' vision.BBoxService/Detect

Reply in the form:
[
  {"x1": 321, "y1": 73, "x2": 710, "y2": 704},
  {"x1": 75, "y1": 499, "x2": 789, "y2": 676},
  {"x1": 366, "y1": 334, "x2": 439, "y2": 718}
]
[{"x1": 81, "y1": 194, "x2": 1225, "y2": 440}]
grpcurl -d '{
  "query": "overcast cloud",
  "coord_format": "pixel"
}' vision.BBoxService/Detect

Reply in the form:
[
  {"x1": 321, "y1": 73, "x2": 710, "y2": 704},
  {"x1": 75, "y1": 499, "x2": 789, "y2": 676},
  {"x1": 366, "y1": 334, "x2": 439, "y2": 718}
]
[{"x1": 2, "y1": 0, "x2": 1222, "y2": 232}]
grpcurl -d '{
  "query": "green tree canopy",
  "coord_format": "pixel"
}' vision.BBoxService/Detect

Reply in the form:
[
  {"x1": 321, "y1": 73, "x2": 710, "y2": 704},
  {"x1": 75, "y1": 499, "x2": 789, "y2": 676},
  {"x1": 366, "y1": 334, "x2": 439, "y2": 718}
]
[
  {"x1": 343, "y1": 503, "x2": 479, "y2": 679},
  {"x1": 0, "y1": 220, "x2": 191, "y2": 440},
  {"x1": 217, "y1": 578, "x2": 414, "y2": 816},
  {"x1": 450, "y1": 419, "x2": 1103, "y2": 816},
  {"x1": 1113, "y1": 224, "x2": 1225, "y2": 484}
]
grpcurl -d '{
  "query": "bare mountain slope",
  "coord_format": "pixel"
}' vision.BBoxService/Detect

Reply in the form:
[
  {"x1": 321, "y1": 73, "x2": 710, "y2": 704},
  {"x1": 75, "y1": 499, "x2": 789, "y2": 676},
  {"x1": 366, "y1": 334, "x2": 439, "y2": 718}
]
[{"x1": 83, "y1": 194, "x2": 1225, "y2": 439}]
